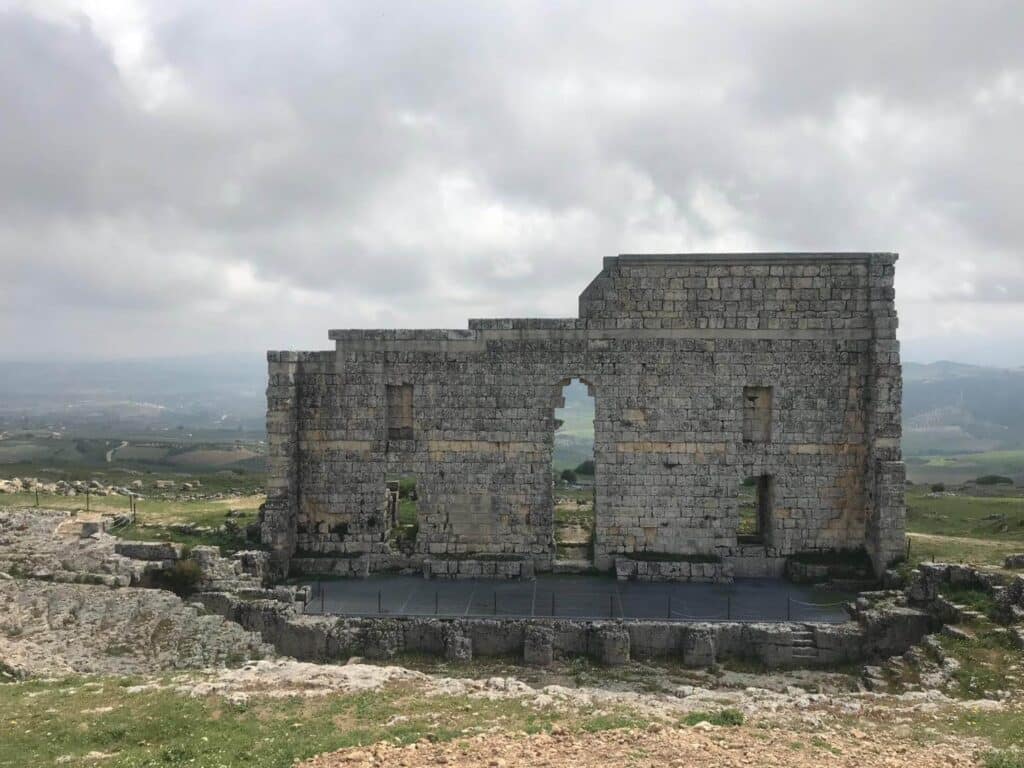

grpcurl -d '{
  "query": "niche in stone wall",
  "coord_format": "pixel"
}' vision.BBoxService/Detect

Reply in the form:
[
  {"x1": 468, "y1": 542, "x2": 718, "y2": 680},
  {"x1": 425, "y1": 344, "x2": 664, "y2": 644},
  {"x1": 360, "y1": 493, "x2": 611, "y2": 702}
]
[
  {"x1": 738, "y1": 474, "x2": 773, "y2": 544},
  {"x1": 742, "y1": 386, "x2": 773, "y2": 443},
  {"x1": 386, "y1": 384, "x2": 414, "y2": 440}
]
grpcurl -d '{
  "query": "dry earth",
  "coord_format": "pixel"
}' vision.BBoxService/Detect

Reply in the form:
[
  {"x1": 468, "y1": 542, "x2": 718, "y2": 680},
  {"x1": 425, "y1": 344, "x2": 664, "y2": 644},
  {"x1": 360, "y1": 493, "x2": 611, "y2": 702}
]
[{"x1": 299, "y1": 723, "x2": 981, "y2": 768}]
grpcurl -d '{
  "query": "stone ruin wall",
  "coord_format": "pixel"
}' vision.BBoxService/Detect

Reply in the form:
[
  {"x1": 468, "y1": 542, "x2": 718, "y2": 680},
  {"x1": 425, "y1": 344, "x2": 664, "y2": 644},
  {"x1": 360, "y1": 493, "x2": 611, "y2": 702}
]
[{"x1": 263, "y1": 253, "x2": 905, "y2": 578}]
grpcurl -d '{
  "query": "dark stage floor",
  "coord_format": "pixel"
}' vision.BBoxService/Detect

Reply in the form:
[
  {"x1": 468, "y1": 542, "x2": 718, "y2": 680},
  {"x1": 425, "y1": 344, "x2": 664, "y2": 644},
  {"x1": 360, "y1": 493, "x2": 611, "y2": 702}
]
[{"x1": 300, "y1": 574, "x2": 852, "y2": 624}]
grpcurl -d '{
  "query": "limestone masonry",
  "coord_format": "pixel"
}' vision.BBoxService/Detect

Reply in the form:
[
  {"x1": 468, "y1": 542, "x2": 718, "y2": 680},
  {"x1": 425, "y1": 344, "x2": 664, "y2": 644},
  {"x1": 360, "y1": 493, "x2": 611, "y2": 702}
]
[{"x1": 263, "y1": 253, "x2": 905, "y2": 579}]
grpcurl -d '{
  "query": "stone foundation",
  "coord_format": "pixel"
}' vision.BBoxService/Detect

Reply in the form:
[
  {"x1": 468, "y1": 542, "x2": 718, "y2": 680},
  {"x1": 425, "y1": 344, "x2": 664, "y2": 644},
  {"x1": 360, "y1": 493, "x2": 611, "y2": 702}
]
[
  {"x1": 614, "y1": 556, "x2": 732, "y2": 583},
  {"x1": 196, "y1": 589, "x2": 930, "y2": 670},
  {"x1": 424, "y1": 557, "x2": 535, "y2": 580}
]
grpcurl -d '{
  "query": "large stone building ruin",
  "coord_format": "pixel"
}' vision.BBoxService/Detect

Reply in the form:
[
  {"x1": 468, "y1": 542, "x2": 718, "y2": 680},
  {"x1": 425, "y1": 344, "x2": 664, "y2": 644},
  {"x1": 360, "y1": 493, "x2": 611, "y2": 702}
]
[{"x1": 263, "y1": 253, "x2": 905, "y2": 580}]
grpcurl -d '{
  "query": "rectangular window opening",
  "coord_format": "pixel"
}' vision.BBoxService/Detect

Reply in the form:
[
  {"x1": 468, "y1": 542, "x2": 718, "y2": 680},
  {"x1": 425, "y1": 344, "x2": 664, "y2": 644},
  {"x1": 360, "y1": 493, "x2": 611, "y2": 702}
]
[
  {"x1": 387, "y1": 383, "x2": 414, "y2": 440},
  {"x1": 738, "y1": 474, "x2": 772, "y2": 544},
  {"x1": 742, "y1": 386, "x2": 772, "y2": 443},
  {"x1": 386, "y1": 476, "x2": 418, "y2": 552}
]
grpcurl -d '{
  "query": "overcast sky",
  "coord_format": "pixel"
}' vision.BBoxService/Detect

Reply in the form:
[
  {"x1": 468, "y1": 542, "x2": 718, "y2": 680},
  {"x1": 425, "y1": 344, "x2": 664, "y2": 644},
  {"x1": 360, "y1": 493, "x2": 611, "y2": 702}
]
[{"x1": 2, "y1": 1, "x2": 1023, "y2": 366}]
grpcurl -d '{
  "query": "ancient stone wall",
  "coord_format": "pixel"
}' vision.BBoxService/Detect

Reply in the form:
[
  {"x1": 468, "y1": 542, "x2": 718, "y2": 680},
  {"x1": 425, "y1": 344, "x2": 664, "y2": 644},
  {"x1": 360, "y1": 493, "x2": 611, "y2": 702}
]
[
  {"x1": 197, "y1": 591, "x2": 932, "y2": 670},
  {"x1": 264, "y1": 253, "x2": 904, "y2": 577}
]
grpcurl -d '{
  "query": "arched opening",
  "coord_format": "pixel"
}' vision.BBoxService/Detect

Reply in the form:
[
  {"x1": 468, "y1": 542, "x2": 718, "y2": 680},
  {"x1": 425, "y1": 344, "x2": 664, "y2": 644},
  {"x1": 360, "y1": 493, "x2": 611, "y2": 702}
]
[{"x1": 552, "y1": 378, "x2": 595, "y2": 566}]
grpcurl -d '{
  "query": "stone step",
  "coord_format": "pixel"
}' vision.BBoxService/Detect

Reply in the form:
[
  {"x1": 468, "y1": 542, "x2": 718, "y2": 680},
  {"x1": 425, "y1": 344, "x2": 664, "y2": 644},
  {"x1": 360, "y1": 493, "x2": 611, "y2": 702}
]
[
  {"x1": 941, "y1": 624, "x2": 974, "y2": 641},
  {"x1": 552, "y1": 559, "x2": 593, "y2": 574}
]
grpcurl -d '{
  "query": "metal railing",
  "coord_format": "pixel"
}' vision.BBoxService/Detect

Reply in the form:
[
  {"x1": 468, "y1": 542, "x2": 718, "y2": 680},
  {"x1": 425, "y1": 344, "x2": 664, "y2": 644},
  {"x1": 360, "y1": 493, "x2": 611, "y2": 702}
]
[{"x1": 303, "y1": 583, "x2": 852, "y2": 624}]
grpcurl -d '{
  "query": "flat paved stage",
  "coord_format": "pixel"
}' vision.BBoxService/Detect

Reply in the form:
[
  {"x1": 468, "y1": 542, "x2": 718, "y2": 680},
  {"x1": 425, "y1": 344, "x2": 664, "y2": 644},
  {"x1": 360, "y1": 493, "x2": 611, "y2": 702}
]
[{"x1": 301, "y1": 575, "x2": 852, "y2": 623}]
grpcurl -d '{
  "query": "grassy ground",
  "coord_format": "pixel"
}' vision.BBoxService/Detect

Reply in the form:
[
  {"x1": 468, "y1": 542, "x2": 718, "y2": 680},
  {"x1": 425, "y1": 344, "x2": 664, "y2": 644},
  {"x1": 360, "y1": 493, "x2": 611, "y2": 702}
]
[
  {"x1": 1, "y1": 490, "x2": 264, "y2": 551},
  {"x1": 0, "y1": 431, "x2": 266, "y2": 475},
  {"x1": 0, "y1": 676, "x2": 741, "y2": 768},
  {"x1": 907, "y1": 486, "x2": 1024, "y2": 539},
  {"x1": 905, "y1": 484, "x2": 1024, "y2": 568},
  {"x1": 0, "y1": 461, "x2": 264, "y2": 494}
]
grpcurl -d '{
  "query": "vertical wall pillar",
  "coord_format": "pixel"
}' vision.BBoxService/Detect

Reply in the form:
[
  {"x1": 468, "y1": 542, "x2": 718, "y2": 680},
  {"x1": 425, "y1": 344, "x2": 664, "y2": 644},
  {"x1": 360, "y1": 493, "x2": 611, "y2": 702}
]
[
  {"x1": 863, "y1": 255, "x2": 906, "y2": 574},
  {"x1": 263, "y1": 351, "x2": 301, "y2": 577}
]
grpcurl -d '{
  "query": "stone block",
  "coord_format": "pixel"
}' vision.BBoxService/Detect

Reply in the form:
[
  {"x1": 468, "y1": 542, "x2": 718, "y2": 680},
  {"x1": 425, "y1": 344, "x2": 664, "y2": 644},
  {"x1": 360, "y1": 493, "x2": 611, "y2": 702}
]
[
  {"x1": 114, "y1": 541, "x2": 183, "y2": 562},
  {"x1": 591, "y1": 624, "x2": 630, "y2": 666},
  {"x1": 523, "y1": 624, "x2": 554, "y2": 666}
]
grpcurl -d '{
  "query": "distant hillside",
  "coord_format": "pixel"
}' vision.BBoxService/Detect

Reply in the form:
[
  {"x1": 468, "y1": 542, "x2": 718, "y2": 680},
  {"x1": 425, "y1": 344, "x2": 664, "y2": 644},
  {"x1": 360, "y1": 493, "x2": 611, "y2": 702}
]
[
  {"x1": 902, "y1": 361, "x2": 1024, "y2": 456},
  {"x1": 0, "y1": 356, "x2": 266, "y2": 432},
  {"x1": 553, "y1": 380, "x2": 595, "y2": 470}
]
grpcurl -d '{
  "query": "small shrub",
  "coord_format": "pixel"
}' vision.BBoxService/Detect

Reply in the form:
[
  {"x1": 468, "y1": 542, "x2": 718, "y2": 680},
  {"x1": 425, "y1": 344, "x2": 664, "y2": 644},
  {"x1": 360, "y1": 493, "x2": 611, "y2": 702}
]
[
  {"x1": 398, "y1": 477, "x2": 417, "y2": 499},
  {"x1": 151, "y1": 559, "x2": 201, "y2": 597},
  {"x1": 931, "y1": 483, "x2": 946, "y2": 493},
  {"x1": 682, "y1": 708, "x2": 744, "y2": 727},
  {"x1": 560, "y1": 469, "x2": 578, "y2": 484},
  {"x1": 976, "y1": 475, "x2": 1014, "y2": 486}
]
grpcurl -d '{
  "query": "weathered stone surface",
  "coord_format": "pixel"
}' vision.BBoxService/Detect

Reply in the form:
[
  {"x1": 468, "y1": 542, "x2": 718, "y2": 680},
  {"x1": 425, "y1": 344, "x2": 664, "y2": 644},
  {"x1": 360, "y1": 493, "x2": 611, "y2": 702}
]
[
  {"x1": 1006, "y1": 554, "x2": 1024, "y2": 569},
  {"x1": 114, "y1": 541, "x2": 183, "y2": 561},
  {"x1": 590, "y1": 624, "x2": 630, "y2": 665},
  {"x1": 265, "y1": 253, "x2": 905, "y2": 577},
  {"x1": 197, "y1": 589, "x2": 932, "y2": 671},
  {"x1": 523, "y1": 624, "x2": 554, "y2": 666},
  {"x1": 0, "y1": 579, "x2": 272, "y2": 677},
  {"x1": 443, "y1": 625, "x2": 473, "y2": 662},
  {"x1": 614, "y1": 556, "x2": 733, "y2": 583},
  {"x1": 682, "y1": 626, "x2": 717, "y2": 667}
]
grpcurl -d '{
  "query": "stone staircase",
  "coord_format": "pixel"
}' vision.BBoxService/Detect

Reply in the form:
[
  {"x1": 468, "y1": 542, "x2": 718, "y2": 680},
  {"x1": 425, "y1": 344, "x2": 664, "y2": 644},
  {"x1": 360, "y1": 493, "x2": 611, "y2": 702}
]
[{"x1": 790, "y1": 627, "x2": 818, "y2": 661}]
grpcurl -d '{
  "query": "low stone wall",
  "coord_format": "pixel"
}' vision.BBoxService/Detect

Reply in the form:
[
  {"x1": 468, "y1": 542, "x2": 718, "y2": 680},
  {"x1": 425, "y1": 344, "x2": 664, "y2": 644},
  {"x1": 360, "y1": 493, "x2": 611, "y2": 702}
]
[
  {"x1": 614, "y1": 557, "x2": 732, "y2": 583},
  {"x1": 196, "y1": 591, "x2": 930, "y2": 670},
  {"x1": 725, "y1": 553, "x2": 787, "y2": 578},
  {"x1": 785, "y1": 559, "x2": 873, "y2": 585},
  {"x1": 905, "y1": 561, "x2": 1024, "y2": 625},
  {"x1": 291, "y1": 556, "x2": 371, "y2": 578},
  {"x1": 424, "y1": 557, "x2": 535, "y2": 580}
]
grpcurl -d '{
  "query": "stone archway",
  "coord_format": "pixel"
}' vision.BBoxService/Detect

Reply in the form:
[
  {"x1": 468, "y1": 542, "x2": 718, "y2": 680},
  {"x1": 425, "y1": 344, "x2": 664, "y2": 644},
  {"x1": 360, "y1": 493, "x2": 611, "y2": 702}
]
[{"x1": 550, "y1": 377, "x2": 597, "y2": 568}]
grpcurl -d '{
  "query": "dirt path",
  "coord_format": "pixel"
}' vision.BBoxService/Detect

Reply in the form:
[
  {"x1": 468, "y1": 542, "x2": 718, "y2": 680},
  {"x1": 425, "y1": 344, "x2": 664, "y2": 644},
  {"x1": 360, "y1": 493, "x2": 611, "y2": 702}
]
[
  {"x1": 300, "y1": 723, "x2": 982, "y2": 768},
  {"x1": 909, "y1": 532, "x2": 1019, "y2": 548},
  {"x1": 105, "y1": 440, "x2": 128, "y2": 463}
]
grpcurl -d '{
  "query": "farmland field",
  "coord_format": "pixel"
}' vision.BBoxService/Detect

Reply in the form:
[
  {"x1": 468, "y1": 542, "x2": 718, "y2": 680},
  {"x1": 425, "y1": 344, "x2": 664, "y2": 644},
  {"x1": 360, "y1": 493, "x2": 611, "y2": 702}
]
[
  {"x1": 904, "y1": 449, "x2": 1024, "y2": 485},
  {"x1": 0, "y1": 429, "x2": 265, "y2": 474}
]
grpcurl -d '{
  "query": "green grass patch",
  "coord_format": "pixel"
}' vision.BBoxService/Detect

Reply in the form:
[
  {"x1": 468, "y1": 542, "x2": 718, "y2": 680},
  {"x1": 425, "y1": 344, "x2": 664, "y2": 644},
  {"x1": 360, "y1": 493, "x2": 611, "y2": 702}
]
[
  {"x1": 938, "y1": 626, "x2": 1021, "y2": 699},
  {"x1": 940, "y1": 585, "x2": 999, "y2": 619},
  {"x1": 950, "y1": 708, "x2": 1024, "y2": 754},
  {"x1": 985, "y1": 749, "x2": 1024, "y2": 768},
  {"x1": 0, "y1": 675, "x2": 658, "y2": 768},
  {"x1": 114, "y1": 522, "x2": 254, "y2": 554},
  {"x1": 680, "y1": 708, "x2": 744, "y2": 727},
  {"x1": 906, "y1": 533, "x2": 1021, "y2": 569},
  {"x1": 907, "y1": 487, "x2": 1024, "y2": 540}
]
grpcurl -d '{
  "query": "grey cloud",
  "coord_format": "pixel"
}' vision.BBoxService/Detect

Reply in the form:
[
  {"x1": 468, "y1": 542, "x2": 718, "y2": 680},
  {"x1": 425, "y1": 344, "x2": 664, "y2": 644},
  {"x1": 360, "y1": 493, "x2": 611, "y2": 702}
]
[{"x1": 0, "y1": 1, "x2": 1022, "y2": 364}]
